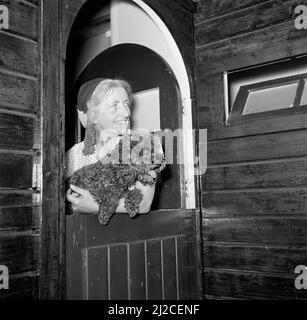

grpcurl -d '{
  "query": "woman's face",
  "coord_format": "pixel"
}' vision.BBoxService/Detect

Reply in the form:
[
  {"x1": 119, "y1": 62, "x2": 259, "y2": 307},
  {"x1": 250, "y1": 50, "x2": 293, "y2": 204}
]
[{"x1": 93, "y1": 86, "x2": 131, "y2": 136}]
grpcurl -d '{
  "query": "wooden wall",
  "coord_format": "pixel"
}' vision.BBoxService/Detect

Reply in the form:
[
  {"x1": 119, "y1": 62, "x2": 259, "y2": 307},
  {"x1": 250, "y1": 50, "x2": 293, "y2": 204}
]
[
  {"x1": 0, "y1": 0, "x2": 64, "y2": 300},
  {"x1": 0, "y1": 0, "x2": 40, "y2": 299},
  {"x1": 195, "y1": 0, "x2": 307, "y2": 299}
]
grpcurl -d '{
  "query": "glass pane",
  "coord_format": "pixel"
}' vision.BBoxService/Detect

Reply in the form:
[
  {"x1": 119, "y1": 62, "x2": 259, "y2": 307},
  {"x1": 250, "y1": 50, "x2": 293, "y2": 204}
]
[
  {"x1": 300, "y1": 80, "x2": 307, "y2": 106},
  {"x1": 242, "y1": 82, "x2": 298, "y2": 115}
]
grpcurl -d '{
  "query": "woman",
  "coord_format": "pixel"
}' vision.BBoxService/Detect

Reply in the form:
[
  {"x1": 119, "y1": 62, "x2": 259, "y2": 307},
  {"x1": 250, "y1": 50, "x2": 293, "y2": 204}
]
[{"x1": 66, "y1": 78, "x2": 160, "y2": 215}]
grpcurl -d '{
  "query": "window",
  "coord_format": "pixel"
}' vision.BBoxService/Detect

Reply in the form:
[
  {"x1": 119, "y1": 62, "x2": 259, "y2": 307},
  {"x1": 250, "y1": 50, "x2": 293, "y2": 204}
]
[{"x1": 226, "y1": 56, "x2": 307, "y2": 124}]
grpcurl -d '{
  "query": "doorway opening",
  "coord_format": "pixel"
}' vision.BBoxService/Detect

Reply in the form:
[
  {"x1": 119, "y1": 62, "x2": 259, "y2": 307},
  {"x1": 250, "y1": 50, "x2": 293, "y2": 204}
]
[
  {"x1": 64, "y1": 0, "x2": 199, "y2": 301},
  {"x1": 66, "y1": 43, "x2": 182, "y2": 209},
  {"x1": 65, "y1": 0, "x2": 196, "y2": 209}
]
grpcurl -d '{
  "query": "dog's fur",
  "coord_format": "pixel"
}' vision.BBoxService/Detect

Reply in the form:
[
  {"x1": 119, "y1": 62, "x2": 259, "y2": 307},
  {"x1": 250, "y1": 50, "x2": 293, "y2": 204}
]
[{"x1": 68, "y1": 131, "x2": 165, "y2": 225}]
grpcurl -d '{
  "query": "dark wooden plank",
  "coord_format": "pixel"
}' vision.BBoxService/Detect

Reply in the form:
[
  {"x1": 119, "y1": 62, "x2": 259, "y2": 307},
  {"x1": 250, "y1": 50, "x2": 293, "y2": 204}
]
[
  {"x1": 129, "y1": 242, "x2": 146, "y2": 300},
  {"x1": 87, "y1": 246, "x2": 108, "y2": 300},
  {"x1": 62, "y1": 0, "x2": 86, "y2": 56},
  {"x1": 1, "y1": 289, "x2": 37, "y2": 300},
  {"x1": 197, "y1": 74, "x2": 225, "y2": 129},
  {"x1": 23, "y1": 0, "x2": 38, "y2": 5},
  {"x1": 0, "y1": 234, "x2": 38, "y2": 274},
  {"x1": 208, "y1": 129, "x2": 307, "y2": 165},
  {"x1": 40, "y1": 0, "x2": 65, "y2": 300},
  {"x1": 0, "y1": 206, "x2": 38, "y2": 231},
  {"x1": 144, "y1": 0, "x2": 195, "y2": 73},
  {"x1": 1, "y1": 0, "x2": 38, "y2": 39},
  {"x1": 204, "y1": 269, "x2": 307, "y2": 299},
  {"x1": 0, "y1": 113, "x2": 34, "y2": 150},
  {"x1": 207, "y1": 112, "x2": 307, "y2": 140},
  {"x1": 204, "y1": 159, "x2": 307, "y2": 191},
  {"x1": 0, "y1": 72, "x2": 38, "y2": 113},
  {"x1": 0, "y1": 153, "x2": 33, "y2": 189},
  {"x1": 109, "y1": 244, "x2": 128, "y2": 300},
  {"x1": 177, "y1": 236, "x2": 191, "y2": 300},
  {"x1": 203, "y1": 217, "x2": 307, "y2": 245},
  {"x1": 204, "y1": 244, "x2": 307, "y2": 274},
  {"x1": 0, "y1": 192, "x2": 32, "y2": 207},
  {"x1": 0, "y1": 273, "x2": 38, "y2": 300},
  {"x1": 147, "y1": 239, "x2": 162, "y2": 300},
  {"x1": 186, "y1": 235, "x2": 199, "y2": 299},
  {"x1": 196, "y1": 21, "x2": 307, "y2": 76},
  {"x1": 85, "y1": 209, "x2": 193, "y2": 247},
  {"x1": 66, "y1": 215, "x2": 85, "y2": 300},
  {"x1": 0, "y1": 32, "x2": 38, "y2": 75},
  {"x1": 162, "y1": 237, "x2": 178, "y2": 300},
  {"x1": 178, "y1": 0, "x2": 196, "y2": 13},
  {"x1": 145, "y1": 0, "x2": 195, "y2": 29},
  {"x1": 196, "y1": 0, "x2": 300, "y2": 45},
  {"x1": 176, "y1": 234, "x2": 199, "y2": 299},
  {"x1": 195, "y1": 0, "x2": 270, "y2": 22}
]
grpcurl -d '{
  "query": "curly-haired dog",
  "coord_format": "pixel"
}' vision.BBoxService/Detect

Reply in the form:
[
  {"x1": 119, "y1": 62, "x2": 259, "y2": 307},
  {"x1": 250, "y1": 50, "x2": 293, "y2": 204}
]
[{"x1": 68, "y1": 131, "x2": 165, "y2": 225}]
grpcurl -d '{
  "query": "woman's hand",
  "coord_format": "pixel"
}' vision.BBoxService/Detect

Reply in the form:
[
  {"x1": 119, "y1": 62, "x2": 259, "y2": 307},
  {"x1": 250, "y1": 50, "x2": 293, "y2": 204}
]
[{"x1": 66, "y1": 184, "x2": 99, "y2": 214}]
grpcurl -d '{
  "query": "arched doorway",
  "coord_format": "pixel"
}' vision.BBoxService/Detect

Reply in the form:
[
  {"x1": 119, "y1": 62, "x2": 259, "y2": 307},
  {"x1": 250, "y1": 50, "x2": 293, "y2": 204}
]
[
  {"x1": 66, "y1": 44, "x2": 182, "y2": 209},
  {"x1": 64, "y1": 0, "x2": 200, "y2": 300}
]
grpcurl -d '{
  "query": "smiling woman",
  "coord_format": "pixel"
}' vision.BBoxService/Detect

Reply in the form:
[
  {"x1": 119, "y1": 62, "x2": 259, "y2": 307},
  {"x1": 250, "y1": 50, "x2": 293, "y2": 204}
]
[
  {"x1": 65, "y1": 78, "x2": 163, "y2": 221},
  {"x1": 86, "y1": 79, "x2": 132, "y2": 138}
]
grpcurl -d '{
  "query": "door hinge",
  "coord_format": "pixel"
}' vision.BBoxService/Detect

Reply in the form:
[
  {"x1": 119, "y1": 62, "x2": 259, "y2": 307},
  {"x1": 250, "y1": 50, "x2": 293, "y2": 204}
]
[
  {"x1": 182, "y1": 99, "x2": 186, "y2": 114},
  {"x1": 184, "y1": 179, "x2": 192, "y2": 198}
]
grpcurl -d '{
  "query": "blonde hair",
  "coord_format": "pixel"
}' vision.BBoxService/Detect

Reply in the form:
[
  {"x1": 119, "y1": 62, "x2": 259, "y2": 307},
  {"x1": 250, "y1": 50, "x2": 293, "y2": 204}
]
[{"x1": 88, "y1": 79, "x2": 132, "y2": 109}]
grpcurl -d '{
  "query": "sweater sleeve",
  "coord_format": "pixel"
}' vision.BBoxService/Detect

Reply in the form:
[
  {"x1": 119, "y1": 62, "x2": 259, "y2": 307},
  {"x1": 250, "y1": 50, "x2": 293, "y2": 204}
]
[{"x1": 65, "y1": 142, "x2": 85, "y2": 179}]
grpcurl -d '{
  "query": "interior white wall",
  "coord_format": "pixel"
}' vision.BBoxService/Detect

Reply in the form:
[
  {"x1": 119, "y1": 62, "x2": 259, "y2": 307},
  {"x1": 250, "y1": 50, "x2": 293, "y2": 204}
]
[
  {"x1": 132, "y1": 88, "x2": 161, "y2": 131},
  {"x1": 74, "y1": 33, "x2": 111, "y2": 80},
  {"x1": 111, "y1": 0, "x2": 173, "y2": 72}
]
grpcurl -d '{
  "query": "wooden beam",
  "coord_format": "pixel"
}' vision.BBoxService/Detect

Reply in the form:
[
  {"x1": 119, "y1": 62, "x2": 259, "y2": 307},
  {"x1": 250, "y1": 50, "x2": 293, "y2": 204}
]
[{"x1": 39, "y1": 0, "x2": 65, "y2": 300}]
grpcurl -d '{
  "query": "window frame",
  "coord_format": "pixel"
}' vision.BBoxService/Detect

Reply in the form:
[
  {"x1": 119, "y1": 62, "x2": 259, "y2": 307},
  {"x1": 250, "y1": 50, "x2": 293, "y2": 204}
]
[{"x1": 227, "y1": 72, "x2": 307, "y2": 125}]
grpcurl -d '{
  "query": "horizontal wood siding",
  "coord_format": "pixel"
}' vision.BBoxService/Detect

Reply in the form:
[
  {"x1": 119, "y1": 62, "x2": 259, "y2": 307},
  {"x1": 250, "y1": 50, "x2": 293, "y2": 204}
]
[
  {"x1": 0, "y1": 32, "x2": 38, "y2": 76},
  {"x1": 203, "y1": 217, "x2": 307, "y2": 245},
  {"x1": 1, "y1": 0, "x2": 38, "y2": 40},
  {"x1": 0, "y1": 273, "x2": 39, "y2": 300},
  {"x1": 0, "y1": 72, "x2": 38, "y2": 113},
  {"x1": 0, "y1": 152, "x2": 33, "y2": 189},
  {"x1": 0, "y1": 1, "x2": 41, "y2": 300},
  {"x1": 204, "y1": 269, "x2": 307, "y2": 300},
  {"x1": 196, "y1": 0, "x2": 302, "y2": 44},
  {"x1": 204, "y1": 243, "x2": 307, "y2": 274},
  {"x1": 0, "y1": 234, "x2": 39, "y2": 274},
  {"x1": 195, "y1": 0, "x2": 307, "y2": 299},
  {"x1": 204, "y1": 159, "x2": 307, "y2": 190},
  {"x1": 208, "y1": 130, "x2": 307, "y2": 165},
  {"x1": 195, "y1": 0, "x2": 270, "y2": 21},
  {"x1": 197, "y1": 21, "x2": 307, "y2": 76},
  {"x1": 0, "y1": 112, "x2": 34, "y2": 150},
  {"x1": 0, "y1": 206, "x2": 39, "y2": 231}
]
